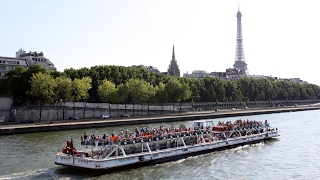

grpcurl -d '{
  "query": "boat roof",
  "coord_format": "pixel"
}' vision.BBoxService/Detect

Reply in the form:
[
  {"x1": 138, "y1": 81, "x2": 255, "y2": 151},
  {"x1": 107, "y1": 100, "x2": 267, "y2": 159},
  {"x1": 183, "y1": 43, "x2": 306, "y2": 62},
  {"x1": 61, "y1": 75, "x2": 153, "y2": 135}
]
[{"x1": 193, "y1": 120, "x2": 213, "y2": 123}]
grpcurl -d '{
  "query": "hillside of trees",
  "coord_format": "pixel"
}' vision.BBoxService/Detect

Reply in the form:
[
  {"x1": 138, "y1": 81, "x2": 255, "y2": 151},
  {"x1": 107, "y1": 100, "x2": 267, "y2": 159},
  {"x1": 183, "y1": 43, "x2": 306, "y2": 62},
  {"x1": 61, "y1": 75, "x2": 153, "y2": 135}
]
[{"x1": 0, "y1": 65, "x2": 319, "y2": 106}]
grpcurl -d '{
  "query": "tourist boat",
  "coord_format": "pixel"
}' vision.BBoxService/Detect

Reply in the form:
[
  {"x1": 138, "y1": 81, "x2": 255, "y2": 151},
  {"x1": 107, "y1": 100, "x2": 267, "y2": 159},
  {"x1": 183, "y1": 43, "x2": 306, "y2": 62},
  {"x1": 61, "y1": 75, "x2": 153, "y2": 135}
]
[{"x1": 55, "y1": 119, "x2": 279, "y2": 170}]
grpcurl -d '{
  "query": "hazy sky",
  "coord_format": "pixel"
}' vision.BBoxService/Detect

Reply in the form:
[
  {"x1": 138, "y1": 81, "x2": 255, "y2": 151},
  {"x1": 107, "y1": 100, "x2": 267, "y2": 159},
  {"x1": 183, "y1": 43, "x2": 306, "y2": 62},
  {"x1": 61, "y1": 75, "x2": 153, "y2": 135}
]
[{"x1": 1, "y1": 0, "x2": 319, "y2": 85}]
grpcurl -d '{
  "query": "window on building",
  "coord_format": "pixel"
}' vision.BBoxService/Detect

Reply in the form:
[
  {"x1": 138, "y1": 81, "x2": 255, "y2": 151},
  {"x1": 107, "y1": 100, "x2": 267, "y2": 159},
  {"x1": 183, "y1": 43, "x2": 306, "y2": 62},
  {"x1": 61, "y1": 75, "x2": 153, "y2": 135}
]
[{"x1": 1, "y1": 66, "x2": 6, "y2": 70}]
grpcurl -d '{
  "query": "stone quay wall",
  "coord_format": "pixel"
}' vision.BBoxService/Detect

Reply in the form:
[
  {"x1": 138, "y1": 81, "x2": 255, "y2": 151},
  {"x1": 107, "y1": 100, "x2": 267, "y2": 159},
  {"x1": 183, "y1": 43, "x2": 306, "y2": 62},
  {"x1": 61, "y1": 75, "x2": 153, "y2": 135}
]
[{"x1": 5, "y1": 99, "x2": 320, "y2": 123}]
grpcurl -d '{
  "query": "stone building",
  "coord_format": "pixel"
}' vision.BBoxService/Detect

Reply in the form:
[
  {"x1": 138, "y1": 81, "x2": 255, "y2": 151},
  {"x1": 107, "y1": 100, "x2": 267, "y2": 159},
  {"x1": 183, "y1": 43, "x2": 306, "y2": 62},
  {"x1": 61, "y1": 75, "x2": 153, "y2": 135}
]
[
  {"x1": 131, "y1": 65, "x2": 160, "y2": 74},
  {"x1": 0, "y1": 48, "x2": 57, "y2": 79},
  {"x1": 183, "y1": 70, "x2": 209, "y2": 79},
  {"x1": 0, "y1": 56, "x2": 28, "y2": 78}
]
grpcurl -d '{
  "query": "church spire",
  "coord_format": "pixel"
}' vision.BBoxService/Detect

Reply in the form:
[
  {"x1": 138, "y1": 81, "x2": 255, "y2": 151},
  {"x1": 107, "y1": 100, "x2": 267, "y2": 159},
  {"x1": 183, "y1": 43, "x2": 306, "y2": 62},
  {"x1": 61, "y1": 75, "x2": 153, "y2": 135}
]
[
  {"x1": 172, "y1": 45, "x2": 176, "y2": 62},
  {"x1": 167, "y1": 45, "x2": 180, "y2": 77}
]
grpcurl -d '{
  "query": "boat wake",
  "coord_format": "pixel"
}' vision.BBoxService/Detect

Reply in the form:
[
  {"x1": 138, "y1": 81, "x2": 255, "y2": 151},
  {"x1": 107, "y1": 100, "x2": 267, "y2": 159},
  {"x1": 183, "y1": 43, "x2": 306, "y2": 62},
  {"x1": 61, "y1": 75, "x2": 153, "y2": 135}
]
[
  {"x1": 0, "y1": 166, "x2": 95, "y2": 180},
  {"x1": 0, "y1": 168, "x2": 49, "y2": 180}
]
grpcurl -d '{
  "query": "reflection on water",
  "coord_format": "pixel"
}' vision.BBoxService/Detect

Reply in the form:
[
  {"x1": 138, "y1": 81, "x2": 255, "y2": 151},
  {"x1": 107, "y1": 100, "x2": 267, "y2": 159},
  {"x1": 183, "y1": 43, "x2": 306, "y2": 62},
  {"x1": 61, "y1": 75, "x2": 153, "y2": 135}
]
[{"x1": 0, "y1": 110, "x2": 320, "y2": 180}]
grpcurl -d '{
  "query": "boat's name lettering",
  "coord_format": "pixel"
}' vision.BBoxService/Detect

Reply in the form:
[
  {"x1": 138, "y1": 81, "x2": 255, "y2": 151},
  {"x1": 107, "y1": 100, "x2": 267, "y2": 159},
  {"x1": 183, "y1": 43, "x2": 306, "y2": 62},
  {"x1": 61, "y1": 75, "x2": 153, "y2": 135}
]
[{"x1": 119, "y1": 157, "x2": 135, "y2": 162}]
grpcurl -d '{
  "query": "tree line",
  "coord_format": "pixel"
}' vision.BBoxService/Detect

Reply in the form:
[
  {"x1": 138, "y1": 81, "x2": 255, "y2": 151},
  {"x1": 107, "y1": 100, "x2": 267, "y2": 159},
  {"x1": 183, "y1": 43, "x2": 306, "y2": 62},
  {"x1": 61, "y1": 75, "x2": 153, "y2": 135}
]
[{"x1": 0, "y1": 65, "x2": 319, "y2": 106}]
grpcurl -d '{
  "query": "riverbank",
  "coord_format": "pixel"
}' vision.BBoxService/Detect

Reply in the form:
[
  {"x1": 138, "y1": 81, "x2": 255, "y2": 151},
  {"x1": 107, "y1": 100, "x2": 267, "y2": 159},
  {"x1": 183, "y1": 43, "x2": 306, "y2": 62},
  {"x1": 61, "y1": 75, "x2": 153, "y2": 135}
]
[{"x1": 0, "y1": 105, "x2": 319, "y2": 136}]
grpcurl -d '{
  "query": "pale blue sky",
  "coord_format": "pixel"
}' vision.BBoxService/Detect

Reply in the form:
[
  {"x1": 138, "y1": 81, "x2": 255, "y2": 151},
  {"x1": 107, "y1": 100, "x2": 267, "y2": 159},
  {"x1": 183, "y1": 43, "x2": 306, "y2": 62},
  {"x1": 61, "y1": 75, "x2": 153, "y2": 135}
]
[{"x1": 1, "y1": 0, "x2": 319, "y2": 85}]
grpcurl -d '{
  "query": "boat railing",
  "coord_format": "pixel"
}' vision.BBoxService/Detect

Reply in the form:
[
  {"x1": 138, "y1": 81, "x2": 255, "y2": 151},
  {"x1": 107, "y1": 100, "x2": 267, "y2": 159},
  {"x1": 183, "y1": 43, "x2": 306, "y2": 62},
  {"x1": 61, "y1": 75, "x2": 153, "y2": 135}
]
[
  {"x1": 114, "y1": 130, "x2": 213, "y2": 146},
  {"x1": 81, "y1": 139, "x2": 113, "y2": 147},
  {"x1": 80, "y1": 125, "x2": 273, "y2": 149}
]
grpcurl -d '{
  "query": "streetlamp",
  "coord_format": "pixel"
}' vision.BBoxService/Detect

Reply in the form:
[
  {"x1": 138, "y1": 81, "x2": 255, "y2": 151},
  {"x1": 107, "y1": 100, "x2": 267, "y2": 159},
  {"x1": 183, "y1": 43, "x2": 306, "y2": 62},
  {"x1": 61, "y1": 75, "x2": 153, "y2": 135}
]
[
  {"x1": 140, "y1": 105, "x2": 142, "y2": 116},
  {"x1": 84, "y1": 102, "x2": 88, "y2": 119},
  {"x1": 117, "y1": 104, "x2": 119, "y2": 117},
  {"x1": 132, "y1": 105, "x2": 134, "y2": 116}
]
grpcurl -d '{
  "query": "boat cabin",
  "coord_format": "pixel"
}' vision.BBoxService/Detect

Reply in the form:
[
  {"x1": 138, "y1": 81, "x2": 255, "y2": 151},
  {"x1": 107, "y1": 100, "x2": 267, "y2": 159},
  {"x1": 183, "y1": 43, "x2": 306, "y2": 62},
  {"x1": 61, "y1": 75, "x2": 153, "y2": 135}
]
[{"x1": 193, "y1": 120, "x2": 214, "y2": 130}]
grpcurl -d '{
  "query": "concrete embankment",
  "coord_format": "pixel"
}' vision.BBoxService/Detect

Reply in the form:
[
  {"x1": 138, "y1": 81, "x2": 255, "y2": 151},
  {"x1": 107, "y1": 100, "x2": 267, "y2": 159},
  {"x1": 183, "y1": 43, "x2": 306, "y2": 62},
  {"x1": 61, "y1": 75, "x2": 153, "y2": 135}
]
[{"x1": 0, "y1": 106, "x2": 319, "y2": 136}]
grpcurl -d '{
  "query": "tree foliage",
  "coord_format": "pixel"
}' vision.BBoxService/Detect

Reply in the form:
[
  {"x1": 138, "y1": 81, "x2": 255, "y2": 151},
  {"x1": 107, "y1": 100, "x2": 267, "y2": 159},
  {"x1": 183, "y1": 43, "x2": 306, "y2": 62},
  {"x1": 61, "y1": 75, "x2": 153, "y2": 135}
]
[
  {"x1": 55, "y1": 76, "x2": 73, "y2": 103},
  {"x1": 71, "y1": 77, "x2": 92, "y2": 102},
  {"x1": 1, "y1": 64, "x2": 320, "y2": 105},
  {"x1": 97, "y1": 79, "x2": 117, "y2": 102},
  {"x1": 27, "y1": 72, "x2": 57, "y2": 103}
]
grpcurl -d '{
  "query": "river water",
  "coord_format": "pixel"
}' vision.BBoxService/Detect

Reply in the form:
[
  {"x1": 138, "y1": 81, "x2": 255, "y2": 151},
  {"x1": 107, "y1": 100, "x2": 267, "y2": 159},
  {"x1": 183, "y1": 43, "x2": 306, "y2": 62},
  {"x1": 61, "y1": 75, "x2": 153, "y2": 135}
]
[{"x1": 0, "y1": 110, "x2": 320, "y2": 180}]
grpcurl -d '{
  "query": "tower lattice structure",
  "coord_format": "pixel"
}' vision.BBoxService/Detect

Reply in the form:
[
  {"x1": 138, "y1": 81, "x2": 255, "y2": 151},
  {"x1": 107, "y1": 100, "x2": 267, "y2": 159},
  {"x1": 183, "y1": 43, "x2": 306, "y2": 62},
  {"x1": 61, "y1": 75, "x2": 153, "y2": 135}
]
[{"x1": 233, "y1": 6, "x2": 248, "y2": 74}]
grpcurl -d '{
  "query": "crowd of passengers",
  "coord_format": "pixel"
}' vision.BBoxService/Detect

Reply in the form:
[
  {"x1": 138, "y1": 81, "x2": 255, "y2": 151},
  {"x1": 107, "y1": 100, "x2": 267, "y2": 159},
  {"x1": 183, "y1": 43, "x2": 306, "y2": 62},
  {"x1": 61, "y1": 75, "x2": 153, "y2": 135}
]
[
  {"x1": 80, "y1": 119, "x2": 273, "y2": 145},
  {"x1": 232, "y1": 119, "x2": 268, "y2": 130},
  {"x1": 81, "y1": 125, "x2": 198, "y2": 145}
]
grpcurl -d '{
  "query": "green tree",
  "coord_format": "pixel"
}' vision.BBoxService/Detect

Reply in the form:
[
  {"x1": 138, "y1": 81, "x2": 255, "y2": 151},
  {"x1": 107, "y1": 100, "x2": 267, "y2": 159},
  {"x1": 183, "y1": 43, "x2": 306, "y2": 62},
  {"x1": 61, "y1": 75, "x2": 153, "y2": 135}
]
[
  {"x1": 55, "y1": 76, "x2": 73, "y2": 119},
  {"x1": 0, "y1": 66, "x2": 27, "y2": 96},
  {"x1": 1, "y1": 65, "x2": 50, "y2": 105},
  {"x1": 71, "y1": 77, "x2": 92, "y2": 116},
  {"x1": 165, "y1": 77, "x2": 191, "y2": 103},
  {"x1": 98, "y1": 79, "x2": 117, "y2": 102},
  {"x1": 115, "y1": 83, "x2": 128, "y2": 104},
  {"x1": 27, "y1": 72, "x2": 57, "y2": 121},
  {"x1": 125, "y1": 78, "x2": 155, "y2": 103},
  {"x1": 155, "y1": 82, "x2": 167, "y2": 103}
]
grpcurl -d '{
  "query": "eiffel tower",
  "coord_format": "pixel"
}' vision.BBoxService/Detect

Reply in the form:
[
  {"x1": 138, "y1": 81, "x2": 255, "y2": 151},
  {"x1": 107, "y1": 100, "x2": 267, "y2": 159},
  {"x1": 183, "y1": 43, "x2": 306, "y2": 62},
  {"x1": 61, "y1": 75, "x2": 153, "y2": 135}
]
[{"x1": 233, "y1": 5, "x2": 248, "y2": 74}]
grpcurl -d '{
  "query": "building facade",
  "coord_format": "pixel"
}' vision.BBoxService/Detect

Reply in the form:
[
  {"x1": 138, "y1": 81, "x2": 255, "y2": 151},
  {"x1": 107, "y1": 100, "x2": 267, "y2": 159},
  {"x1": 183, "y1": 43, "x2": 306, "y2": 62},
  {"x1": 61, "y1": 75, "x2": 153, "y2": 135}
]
[
  {"x1": 183, "y1": 70, "x2": 209, "y2": 79},
  {"x1": 208, "y1": 68, "x2": 246, "y2": 81},
  {"x1": 0, "y1": 56, "x2": 28, "y2": 78},
  {"x1": 167, "y1": 46, "x2": 180, "y2": 77},
  {"x1": 0, "y1": 49, "x2": 57, "y2": 79},
  {"x1": 225, "y1": 68, "x2": 246, "y2": 80},
  {"x1": 131, "y1": 65, "x2": 160, "y2": 74},
  {"x1": 15, "y1": 49, "x2": 56, "y2": 71}
]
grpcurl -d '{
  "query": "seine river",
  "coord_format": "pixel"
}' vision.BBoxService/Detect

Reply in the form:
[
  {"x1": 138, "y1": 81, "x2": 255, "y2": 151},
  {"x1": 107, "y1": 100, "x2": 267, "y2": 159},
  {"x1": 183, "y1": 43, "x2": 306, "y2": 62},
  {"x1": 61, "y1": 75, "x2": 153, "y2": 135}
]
[{"x1": 1, "y1": 110, "x2": 320, "y2": 180}]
